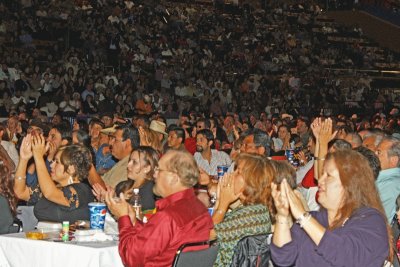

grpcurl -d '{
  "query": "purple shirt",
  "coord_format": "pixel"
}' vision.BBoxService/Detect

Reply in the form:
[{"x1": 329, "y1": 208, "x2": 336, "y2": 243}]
[{"x1": 271, "y1": 207, "x2": 389, "y2": 267}]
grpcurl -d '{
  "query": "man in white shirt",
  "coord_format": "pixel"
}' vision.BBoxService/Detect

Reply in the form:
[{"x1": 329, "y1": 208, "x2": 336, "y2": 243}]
[{"x1": 194, "y1": 129, "x2": 231, "y2": 176}]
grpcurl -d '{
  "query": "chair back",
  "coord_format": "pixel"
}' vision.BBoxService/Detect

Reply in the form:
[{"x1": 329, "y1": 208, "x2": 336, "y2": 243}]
[
  {"x1": 230, "y1": 233, "x2": 273, "y2": 267},
  {"x1": 172, "y1": 240, "x2": 218, "y2": 267}
]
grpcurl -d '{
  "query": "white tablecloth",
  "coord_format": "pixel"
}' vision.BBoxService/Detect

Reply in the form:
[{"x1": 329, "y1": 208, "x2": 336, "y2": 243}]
[{"x1": 0, "y1": 233, "x2": 124, "y2": 267}]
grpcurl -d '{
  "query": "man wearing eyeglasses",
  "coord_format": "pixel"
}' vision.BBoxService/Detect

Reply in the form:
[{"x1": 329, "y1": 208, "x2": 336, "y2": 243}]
[
  {"x1": 375, "y1": 136, "x2": 400, "y2": 222},
  {"x1": 89, "y1": 124, "x2": 140, "y2": 189},
  {"x1": 106, "y1": 149, "x2": 213, "y2": 267}
]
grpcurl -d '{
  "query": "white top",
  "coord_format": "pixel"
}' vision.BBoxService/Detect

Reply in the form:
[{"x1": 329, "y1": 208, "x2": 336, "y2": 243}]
[{"x1": 194, "y1": 149, "x2": 232, "y2": 176}]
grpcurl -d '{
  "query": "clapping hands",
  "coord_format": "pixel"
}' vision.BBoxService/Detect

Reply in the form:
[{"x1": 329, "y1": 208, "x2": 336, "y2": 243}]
[
  {"x1": 20, "y1": 134, "x2": 33, "y2": 161},
  {"x1": 272, "y1": 179, "x2": 306, "y2": 220},
  {"x1": 216, "y1": 173, "x2": 241, "y2": 210}
]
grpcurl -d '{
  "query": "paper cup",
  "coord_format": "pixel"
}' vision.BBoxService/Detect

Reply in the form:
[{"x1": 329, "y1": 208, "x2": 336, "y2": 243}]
[{"x1": 88, "y1": 202, "x2": 107, "y2": 230}]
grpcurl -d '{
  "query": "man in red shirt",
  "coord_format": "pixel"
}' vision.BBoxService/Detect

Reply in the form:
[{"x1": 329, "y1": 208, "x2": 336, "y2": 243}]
[{"x1": 106, "y1": 149, "x2": 213, "y2": 267}]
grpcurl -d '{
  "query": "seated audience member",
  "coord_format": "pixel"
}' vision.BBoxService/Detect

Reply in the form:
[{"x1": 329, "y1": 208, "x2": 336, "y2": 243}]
[
  {"x1": 89, "y1": 124, "x2": 140, "y2": 188},
  {"x1": 211, "y1": 153, "x2": 272, "y2": 266},
  {"x1": 94, "y1": 146, "x2": 158, "y2": 211},
  {"x1": 375, "y1": 136, "x2": 400, "y2": 221},
  {"x1": 26, "y1": 121, "x2": 72, "y2": 187},
  {"x1": 272, "y1": 125, "x2": 294, "y2": 152},
  {"x1": 271, "y1": 150, "x2": 391, "y2": 267},
  {"x1": 362, "y1": 128, "x2": 385, "y2": 152},
  {"x1": 88, "y1": 118, "x2": 105, "y2": 152},
  {"x1": 14, "y1": 135, "x2": 94, "y2": 223},
  {"x1": 148, "y1": 120, "x2": 167, "y2": 147},
  {"x1": 327, "y1": 138, "x2": 352, "y2": 152},
  {"x1": 194, "y1": 129, "x2": 232, "y2": 176},
  {"x1": 240, "y1": 128, "x2": 272, "y2": 157},
  {"x1": 138, "y1": 126, "x2": 164, "y2": 153},
  {"x1": 344, "y1": 132, "x2": 362, "y2": 148},
  {"x1": 94, "y1": 130, "x2": 116, "y2": 175},
  {"x1": 0, "y1": 123, "x2": 19, "y2": 168},
  {"x1": 355, "y1": 146, "x2": 381, "y2": 180},
  {"x1": 167, "y1": 126, "x2": 186, "y2": 151},
  {"x1": 105, "y1": 149, "x2": 213, "y2": 267},
  {"x1": 0, "y1": 146, "x2": 19, "y2": 234}
]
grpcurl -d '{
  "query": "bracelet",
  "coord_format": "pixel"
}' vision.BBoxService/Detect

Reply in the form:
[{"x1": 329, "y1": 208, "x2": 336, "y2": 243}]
[
  {"x1": 295, "y1": 212, "x2": 312, "y2": 228},
  {"x1": 15, "y1": 176, "x2": 26, "y2": 181},
  {"x1": 314, "y1": 157, "x2": 325, "y2": 161}
]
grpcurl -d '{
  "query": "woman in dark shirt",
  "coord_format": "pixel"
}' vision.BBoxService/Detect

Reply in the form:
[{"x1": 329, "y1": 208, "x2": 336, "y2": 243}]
[
  {"x1": 14, "y1": 134, "x2": 94, "y2": 223},
  {"x1": 271, "y1": 150, "x2": 392, "y2": 266},
  {"x1": 94, "y1": 146, "x2": 158, "y2": 211}
]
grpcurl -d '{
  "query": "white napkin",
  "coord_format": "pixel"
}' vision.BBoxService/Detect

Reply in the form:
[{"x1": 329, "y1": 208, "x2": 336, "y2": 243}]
[
  {"x1": 74, "y1": 230, "x2": 113, "y2": 242},
  {"x1": 104, "y1": 212, "x2": 119, "y2": 235}
]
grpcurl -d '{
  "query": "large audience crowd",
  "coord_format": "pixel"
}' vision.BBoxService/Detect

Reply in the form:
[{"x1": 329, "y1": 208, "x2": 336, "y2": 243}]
[{"x1": 1, "y1": 0, "x2": 400, "y2": 266}]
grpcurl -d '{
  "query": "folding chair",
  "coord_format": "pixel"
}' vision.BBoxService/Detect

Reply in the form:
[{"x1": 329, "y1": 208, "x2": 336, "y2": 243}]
[{"x1": 172, "y1": 240, "x2": 218, "y2": 267}]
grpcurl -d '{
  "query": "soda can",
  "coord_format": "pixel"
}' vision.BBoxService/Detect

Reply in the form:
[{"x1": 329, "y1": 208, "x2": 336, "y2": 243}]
[
  {"x1": 208, "y1": 207, "x2": 214, "y2": 216},
  {"x1": 217, "y1": 165, "x2": 229, "y2": 180}
]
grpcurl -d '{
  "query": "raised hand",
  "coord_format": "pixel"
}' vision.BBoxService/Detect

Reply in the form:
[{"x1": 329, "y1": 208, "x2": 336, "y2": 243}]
[
  {"x1": 319, "y1": 118, "x2": 337, "y2": 145},
  {"x1": 19, "y1": 134, "x2": 33, "y2": 161},
  {"x1": 105, "y1": 191, "x2": 131, "y2": 221},
  {"x1": 46, "y1": 141, "x2": 57, "y2": 161},
  {"x1": 271, "y1": 182, "x2": 290, "y2": 218},
  {"x1": 311, "y1": 117, "x2": 322, "y2": 140},
  {"x1": 31, "y1": 134, "x2": 47, "y2": 159},
  {"x1": 297, "y1": 150, "x2": 308, "y2": 165},
  {"x1": 92, "y1": 183, "x2": 112, "y2": 202},
  {"x1": 282, "y1": 179, "x2": 306, "y2": 220},
  {"x1": 217, "y1": 173, "x2": 241, "y2": 210}
]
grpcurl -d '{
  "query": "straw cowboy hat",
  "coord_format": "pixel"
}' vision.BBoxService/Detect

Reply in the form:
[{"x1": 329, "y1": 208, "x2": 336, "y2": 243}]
[{"x1": 149, "y1": 120, "x2": 167, "y2": 135}]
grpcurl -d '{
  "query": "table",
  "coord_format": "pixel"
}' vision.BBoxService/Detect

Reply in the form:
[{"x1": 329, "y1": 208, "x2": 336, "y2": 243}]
[{"x1": 0, "y1": 233, "x2": 124, "y2": 267}]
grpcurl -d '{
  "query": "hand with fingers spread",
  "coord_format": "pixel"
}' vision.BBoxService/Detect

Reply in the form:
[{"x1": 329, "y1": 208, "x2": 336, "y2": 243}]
[
  {"x1": 31, "y1": 134, "x2": 47, "y2": 159},
  {"x1": 311, "y1": 117, "x2": 322, "y2": 140},
  {"x1": 217, "y1": 173, "x2": 241, "y2": 210},
  {"x1": 105, "y1": 191, "x2": 132, "y2": 221},
  {"x1": 92, "y1": 183, "x2": 112, "y2": 202},
  {"x1": 20, "y1": 134, "x2": 33, "y2": 161},
  {"x1": 319, "y1": 118, "x2": 337, "y2": 145}
]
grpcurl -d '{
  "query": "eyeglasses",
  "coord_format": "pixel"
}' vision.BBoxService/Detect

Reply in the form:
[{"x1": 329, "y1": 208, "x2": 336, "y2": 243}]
[
  {"x1": 242, "y1": 143, "x2": 258, "y2": 149},
  {"x1": 109, "y1": 135, "x2": 124, "y2": 142}
]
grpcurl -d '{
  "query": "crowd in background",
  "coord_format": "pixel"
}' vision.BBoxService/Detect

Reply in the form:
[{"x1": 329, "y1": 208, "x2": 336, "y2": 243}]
[{"x1": 0, "y1": 0, "x2": 400, "y2": 266}]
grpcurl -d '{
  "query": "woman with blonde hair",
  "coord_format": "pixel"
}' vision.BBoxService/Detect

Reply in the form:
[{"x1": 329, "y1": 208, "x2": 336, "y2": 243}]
[
  {"x1": 211, "y1": 153, "x2": 273, "y2": 266},
  {"x1": 138, "y1": 127, "x2": 163, "y2": 153},
  {"x1": 271, "y1": 150, "x2": 392, "y2": 266}
]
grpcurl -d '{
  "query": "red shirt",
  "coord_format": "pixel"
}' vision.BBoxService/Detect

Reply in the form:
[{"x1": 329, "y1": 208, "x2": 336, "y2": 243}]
[
  {"x1": 118, "y1": 188, "x2": 213, "y2": 267},
  {"x1": 184, "y1": 137, "x2": 197, "y2": 155}
]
